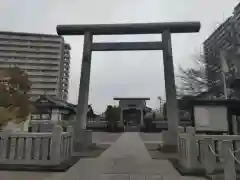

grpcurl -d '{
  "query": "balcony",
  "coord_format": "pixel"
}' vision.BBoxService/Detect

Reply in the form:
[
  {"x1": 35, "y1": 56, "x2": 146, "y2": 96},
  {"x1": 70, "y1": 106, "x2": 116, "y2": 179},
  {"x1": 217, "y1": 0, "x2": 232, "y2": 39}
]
[
  {"x1": 0, "y1": 58, "x2": 60, "y2": 65},
  {"x1": 0, "y1": 34, "x2": 62, "y2": 43},
  {"x1": 63, "y1": 73, "x2": 69, "y2": 78},
  {"x1": 28, "y1": 77, "x2": 58, "y2": 83},
  {"x1": 31, "y1": 83, "x2": 58, "y2": 89},
  {"x1": 64, "y1": 59, "x2": 70, "y2": 64},
  {"x1": 64, "y1": 48, "x2": 70, "y2": 52},
  {"x1": 0, "y1": 64, "x2": 60, "y2": 71},
  {"x1": 62, "y1": 84, "x2": 69, "y2": 90},
  {"x1": 0, "y1": 52, "x2": 60, "y2": 59},
  {"x1": 62, "y1": 78, "x2": 69, "y2": 83},
  {"x1": 0, "y1": 40, "x2": 61, "y2": 48},
  {"x1": 63, "y1": 63, "x2": 70, "y2": 69},
  {"x1": 63, "y1": 66, "x2": 70, "y2": 71},
  {"x1": 0, "y1": 46, "x2": 60, "y2": 54},
  {"x1": 64, "y1": 54, "x2": 71, "y2": 59},
  {"x1": 26, "y1": 71, "x2": 59, "y2": 77},
  {"x1": 29, "y1": 90, "x2": 57, "y2": 96}
]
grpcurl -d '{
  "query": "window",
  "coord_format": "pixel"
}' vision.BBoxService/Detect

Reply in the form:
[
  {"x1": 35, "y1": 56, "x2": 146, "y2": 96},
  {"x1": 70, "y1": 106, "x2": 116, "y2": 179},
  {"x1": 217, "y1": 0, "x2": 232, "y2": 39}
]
[{"x1": 31, "y1": 114, "x2": 41, "y2": 120}]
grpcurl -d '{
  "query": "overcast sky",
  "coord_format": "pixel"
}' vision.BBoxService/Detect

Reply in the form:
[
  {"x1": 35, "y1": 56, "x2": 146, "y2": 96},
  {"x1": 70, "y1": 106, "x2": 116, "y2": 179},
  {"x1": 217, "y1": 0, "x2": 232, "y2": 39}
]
[{"x1": 0, "y1": 0, "x2": 239, "y2": 113}]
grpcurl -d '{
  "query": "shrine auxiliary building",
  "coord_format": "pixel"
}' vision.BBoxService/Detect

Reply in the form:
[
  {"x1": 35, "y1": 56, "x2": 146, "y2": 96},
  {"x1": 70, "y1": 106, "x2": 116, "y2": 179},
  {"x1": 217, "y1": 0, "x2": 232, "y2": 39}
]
[{"x1": 113, "y1": 97, "x2": 150, "y2": 129}]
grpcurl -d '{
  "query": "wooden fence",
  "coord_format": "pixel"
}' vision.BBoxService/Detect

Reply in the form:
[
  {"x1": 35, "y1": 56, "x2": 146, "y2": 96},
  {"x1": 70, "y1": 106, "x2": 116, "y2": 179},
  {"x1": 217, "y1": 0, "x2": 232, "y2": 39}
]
[
  {"x1": 178, "y1": 126, "x2": 240, "y2": 180},
  {"x1": 0, "y1": 125, "x2": 73, "y2": 166}
]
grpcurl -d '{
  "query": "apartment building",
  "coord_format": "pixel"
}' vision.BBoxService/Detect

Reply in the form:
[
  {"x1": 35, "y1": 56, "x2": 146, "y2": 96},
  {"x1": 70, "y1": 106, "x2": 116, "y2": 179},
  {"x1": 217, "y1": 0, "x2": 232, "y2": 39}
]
[
  {"x1": 203, "y1": 2, "x2": 240, "y2": 97},
  {"x1": 0, "y1": 31, "x2": 71, "y2": 100}
]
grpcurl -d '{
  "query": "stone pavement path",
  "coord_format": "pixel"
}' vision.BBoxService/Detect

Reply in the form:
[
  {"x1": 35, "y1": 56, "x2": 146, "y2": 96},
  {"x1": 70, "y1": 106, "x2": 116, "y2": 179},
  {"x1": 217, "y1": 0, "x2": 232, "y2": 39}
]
[
  {"x1": 50, "y1": 132, "x2": 207, "y2": 180},
  {"x1": 0, "y1": 132, "x2": 207, "y2": 180}
]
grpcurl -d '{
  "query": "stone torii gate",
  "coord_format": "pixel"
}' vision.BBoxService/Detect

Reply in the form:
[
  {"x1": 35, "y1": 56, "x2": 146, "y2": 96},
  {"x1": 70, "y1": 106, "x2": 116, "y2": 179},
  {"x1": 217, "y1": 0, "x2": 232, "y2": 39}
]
[{"x1": 57, "y1": 22, "x2": 201, "y2": 152}]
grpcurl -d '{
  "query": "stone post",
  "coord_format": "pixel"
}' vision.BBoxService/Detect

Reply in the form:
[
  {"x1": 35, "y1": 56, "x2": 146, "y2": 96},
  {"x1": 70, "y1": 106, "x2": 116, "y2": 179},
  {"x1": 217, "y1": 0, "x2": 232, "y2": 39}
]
[
  {"x1": 185, "y1": 127, "x2": 198, "y2": 169},
  {"x1": 50, "y1": 125, "x2": 62, "y2": 165},
  {"x1": 202, "y1": 138, "x2": 216, "y2": 174},
  {"x1": 74, "y1": 31, "x2": 93, "y2": 152},
  {"x1": 161, "y1": 30, "x2": 179, "y2": 151},
  {"x1": 222, "y1": 140, "x2": 236, "y2": 180},
  {"x1": 67, "y1": 126, "x2": 74, "y2": 156},
  {"x1": 0, "y1": 130, "x2": 10, "y2": 161},
  {"x1": 177, "y1": 126, "x2": 184, "y2": 165}
]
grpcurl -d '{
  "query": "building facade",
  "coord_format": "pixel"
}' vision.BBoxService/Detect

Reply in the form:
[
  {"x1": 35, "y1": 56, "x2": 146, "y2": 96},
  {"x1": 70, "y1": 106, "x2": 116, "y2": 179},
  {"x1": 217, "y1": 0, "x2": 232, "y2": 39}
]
[
  {"x1": 0, "y1": 31, "x2": 71, "y2": 100},
  {"x1": 113, "y1": 97, "x2": 150, "y2": 130},
  {"x1": 203, "y1": 2, "x2": 240, "y2": 99}
]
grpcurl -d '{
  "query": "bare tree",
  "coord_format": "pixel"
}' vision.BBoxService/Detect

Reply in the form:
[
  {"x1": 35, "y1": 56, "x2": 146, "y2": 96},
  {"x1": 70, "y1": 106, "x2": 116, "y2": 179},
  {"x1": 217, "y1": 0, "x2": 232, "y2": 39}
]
[
  {"x1": 177, "y1": 54, "x2": 220, "y2": 97},
  {"x1": 177, "y1": 17, "x2": 240, "y2": 98}
]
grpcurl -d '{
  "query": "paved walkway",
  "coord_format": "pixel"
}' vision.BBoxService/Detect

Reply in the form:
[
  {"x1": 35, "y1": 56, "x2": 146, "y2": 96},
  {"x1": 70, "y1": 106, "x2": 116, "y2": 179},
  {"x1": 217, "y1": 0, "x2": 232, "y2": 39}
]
[
  {"x1": 48, "y1": 132, "x2": 207, "y2": 180},
  {"x1": 0, "y1": 132, "x2": 207, "y2": 180}
]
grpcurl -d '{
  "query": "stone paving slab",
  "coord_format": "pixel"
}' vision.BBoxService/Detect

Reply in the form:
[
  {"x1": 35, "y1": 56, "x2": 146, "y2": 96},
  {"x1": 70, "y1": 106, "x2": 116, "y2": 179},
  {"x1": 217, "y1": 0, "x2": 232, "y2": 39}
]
[
  {"x1": 50, "y1": 132, "x2": 208, "y2": 180},
  {"x1": 99, "y1": 132, "x2": 151, "y2": 162}
]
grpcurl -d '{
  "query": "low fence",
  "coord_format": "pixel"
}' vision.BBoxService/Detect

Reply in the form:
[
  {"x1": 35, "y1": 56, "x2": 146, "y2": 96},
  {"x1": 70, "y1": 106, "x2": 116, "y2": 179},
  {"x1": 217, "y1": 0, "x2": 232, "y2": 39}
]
[
  {"x1": 178, "y1": 126, "x2": 240, "y2": 180},
  {"x1": 0, "y1": 125, "x2": 73, "y2": 166}
]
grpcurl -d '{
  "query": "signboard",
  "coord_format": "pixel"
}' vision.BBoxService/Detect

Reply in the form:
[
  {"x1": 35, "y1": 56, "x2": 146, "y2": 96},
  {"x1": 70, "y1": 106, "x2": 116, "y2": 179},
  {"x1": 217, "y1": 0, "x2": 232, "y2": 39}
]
[
  {"x1": 194, "y1": 106, "x2": 228, "y2": 132},
  {"x1": 195, "y1": 107, "x2": 210, "y2": 127}
]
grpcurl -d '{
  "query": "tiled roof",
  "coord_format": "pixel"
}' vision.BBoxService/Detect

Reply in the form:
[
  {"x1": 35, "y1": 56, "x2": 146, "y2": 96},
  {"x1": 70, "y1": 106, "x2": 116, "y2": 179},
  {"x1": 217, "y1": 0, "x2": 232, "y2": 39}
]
[
  {"x1": 36, "y1": 95, "x2": 77, "y2": 112},
  {"x1": 36, "y1": 95, "x2": 93, "y2": 113}
]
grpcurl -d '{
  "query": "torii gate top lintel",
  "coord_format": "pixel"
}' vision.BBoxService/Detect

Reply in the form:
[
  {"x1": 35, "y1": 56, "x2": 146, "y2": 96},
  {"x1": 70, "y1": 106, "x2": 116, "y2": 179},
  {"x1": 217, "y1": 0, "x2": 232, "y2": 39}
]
[{"x1": 57, "y1": 21, "x2": 201, "y2": 35}]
